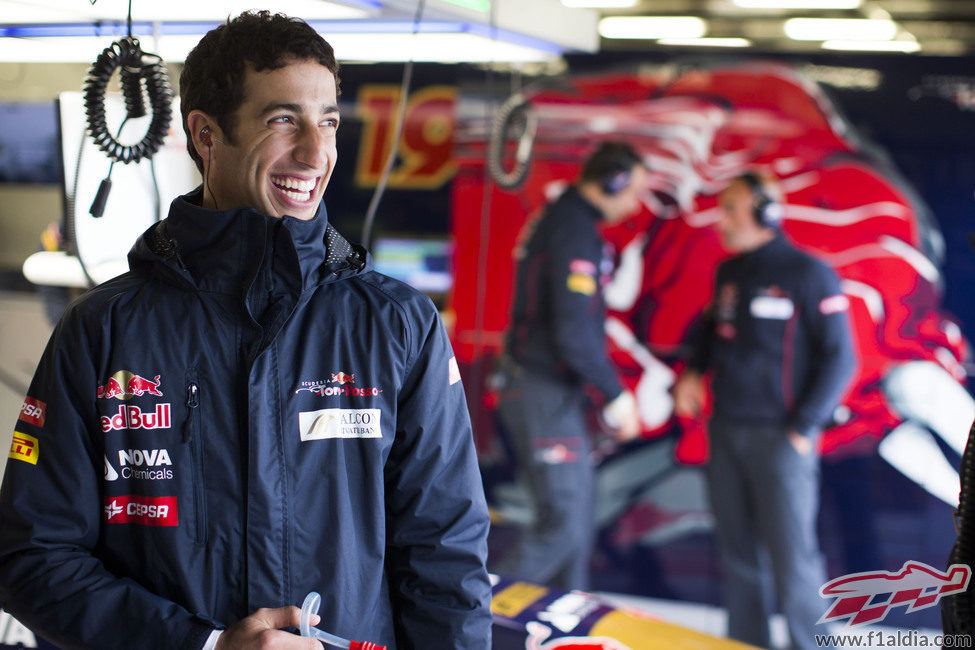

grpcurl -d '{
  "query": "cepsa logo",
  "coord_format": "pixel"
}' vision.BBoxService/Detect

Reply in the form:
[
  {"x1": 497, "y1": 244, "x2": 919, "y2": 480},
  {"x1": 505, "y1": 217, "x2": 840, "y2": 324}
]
[
  {"x1": 18, "y1": 396, "x2": 46, "y2": 427},
  {"x1": 101, "y1": 404, "x2": 171, "y2": 433},
  {"x1": 104, "y1": 495, "x2": 178, "y2": 526},
  {"x1": 97, "y1": 370, "x2": 163, "y2": 400}
]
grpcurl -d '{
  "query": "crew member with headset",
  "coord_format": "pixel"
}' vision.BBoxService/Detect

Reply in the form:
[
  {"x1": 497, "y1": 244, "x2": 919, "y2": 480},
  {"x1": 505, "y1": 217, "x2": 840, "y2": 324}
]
[
  {"x1": 494, "y1": 141, "x2": 647, "y2": 591},
  {"x1": 673, "y1": 172, "x2": 856, "y2": 650}
]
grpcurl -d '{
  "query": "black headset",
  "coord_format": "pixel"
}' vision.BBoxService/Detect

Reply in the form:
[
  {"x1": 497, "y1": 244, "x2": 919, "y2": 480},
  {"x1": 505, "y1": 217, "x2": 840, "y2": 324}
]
[
  {"x1": 602, "y1": 169, "x2": 632, "y2": 196},
  {"x1": 584, "y1": 142, "x2": 643, "y2": 196},
  {"x1": 739, "y1": 171, "x2": 783, "y2": 227}
]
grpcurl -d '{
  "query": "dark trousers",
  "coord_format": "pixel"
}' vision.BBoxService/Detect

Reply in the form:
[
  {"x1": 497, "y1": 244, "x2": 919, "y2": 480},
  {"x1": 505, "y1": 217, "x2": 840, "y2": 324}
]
[
  {"x1": 495, "y1": 369, "x2": 595, "y2": 591},
  {"x1": 706, "y1": 419, "x2": 829, "y2": 650}
]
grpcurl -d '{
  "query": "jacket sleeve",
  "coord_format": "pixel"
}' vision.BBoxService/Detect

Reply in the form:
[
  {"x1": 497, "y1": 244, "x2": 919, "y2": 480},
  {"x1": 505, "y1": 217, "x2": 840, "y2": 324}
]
[
  {"x1": 0, "y1": 307, "x2": 215, "y2": 650},
  {"x1": 788, "y1": 262, "x2": 857, "y2": 436},
  {"x1": 547, "y1": 223, "x2": 623, "y2": 401},
  {"x1": 684, "y1": 265, "x2": 723, "y2": 374},
  {"x1": 385, "y1": 299, "x2": 492, "y2": 650}
]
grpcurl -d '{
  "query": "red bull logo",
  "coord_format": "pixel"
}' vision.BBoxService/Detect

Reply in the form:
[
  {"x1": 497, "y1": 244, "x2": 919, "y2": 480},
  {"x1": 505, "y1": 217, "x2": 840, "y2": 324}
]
[
  {"x1": 819, "y1": 560, "x2": 971, "y2": 626},
  {"x1": 331, "y1": 372, "x2": 355, "y2": 385},
  {"x1": 524, "y1": 622, "x2": 631, "y2": 650},
  {"x1": 97, "y1": 371, "x2": 163, "y2": 400},
  {"x1": 100, "y1": 404, "x2": 172, "y2": 433}
]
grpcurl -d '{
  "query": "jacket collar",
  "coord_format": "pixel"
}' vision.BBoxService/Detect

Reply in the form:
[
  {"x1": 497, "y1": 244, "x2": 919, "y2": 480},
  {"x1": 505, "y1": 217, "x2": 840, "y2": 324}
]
[
  {"x1": 741, "y1": 230, "x2": 788, "y2": 260},
  {"x1": 560, "y1": 185, "x2": 603, "y2": 222},
  {"x1": 128, "y1": 187, "x2": 368, "y2": 295}
]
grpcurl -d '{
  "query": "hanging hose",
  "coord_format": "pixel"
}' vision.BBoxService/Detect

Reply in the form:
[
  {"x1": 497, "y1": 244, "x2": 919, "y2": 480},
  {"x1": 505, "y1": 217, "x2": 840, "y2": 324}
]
[
  {"x1": 65, "y1": 33, "x2": 173, "y2": 289},
  {"x1": 82, "y1": 36, "x2": 172, "y2": 166},
  {"x1": 486, "y1": 92, "x2": 537, "y2": 189}
]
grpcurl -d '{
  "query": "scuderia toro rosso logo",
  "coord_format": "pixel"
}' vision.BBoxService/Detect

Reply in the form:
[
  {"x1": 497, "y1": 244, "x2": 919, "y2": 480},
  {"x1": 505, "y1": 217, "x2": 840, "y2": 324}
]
[
  {"x1": 294, "y1": 372, "x2": 383, "y2": 398},
  {"x1": 819, "y1": 560, "x2": 971, "y2": 626}
]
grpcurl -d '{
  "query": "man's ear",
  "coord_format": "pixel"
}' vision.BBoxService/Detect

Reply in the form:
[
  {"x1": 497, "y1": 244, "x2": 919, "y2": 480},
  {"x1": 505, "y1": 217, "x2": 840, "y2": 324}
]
[{"x1": 186, "y1": 110, "x2": 217, "y2": 160}]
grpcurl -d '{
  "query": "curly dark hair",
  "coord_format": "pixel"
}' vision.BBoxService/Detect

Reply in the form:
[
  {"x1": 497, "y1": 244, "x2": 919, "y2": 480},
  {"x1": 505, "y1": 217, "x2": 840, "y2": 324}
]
[{"x1": 179, "y1": 10, "x2": 340, "y2": 172}]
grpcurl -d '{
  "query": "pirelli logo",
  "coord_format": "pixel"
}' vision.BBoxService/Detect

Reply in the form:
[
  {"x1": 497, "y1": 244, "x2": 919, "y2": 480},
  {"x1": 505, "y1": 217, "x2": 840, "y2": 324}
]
[{"x1": 9, "y1": 431, "x2": 39, "y2": 465}]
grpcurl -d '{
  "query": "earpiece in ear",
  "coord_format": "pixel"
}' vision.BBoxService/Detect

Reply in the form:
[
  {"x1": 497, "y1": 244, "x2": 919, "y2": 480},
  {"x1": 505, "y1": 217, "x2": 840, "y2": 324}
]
[{"x1": 200, "y1": 127, "x2": 212, "y2": 147}]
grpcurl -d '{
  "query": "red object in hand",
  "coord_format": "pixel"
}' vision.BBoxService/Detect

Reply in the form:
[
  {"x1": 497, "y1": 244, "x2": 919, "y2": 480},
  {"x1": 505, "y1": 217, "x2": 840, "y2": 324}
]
[{"x1": 350, "y1": 642, "x2": 387, "y2": 650}]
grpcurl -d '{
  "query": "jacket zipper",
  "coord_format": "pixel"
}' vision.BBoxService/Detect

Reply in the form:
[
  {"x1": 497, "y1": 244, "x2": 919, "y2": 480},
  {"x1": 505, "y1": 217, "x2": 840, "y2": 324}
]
[{"x1": 186, "y1": 379, "x2": 207, "y2": 545}]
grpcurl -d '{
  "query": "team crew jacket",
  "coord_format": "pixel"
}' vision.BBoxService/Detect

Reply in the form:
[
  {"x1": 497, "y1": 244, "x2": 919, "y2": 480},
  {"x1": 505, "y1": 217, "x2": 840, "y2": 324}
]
[
  {"x1": 0, "y1": 189, "x2": 492, "y2": 650},
  {"x1": 688, "y1": 233, "x2": 856, "y2": 436},
  {"x1": 505, "y1": 186, "x2": 623, "y2": 401}
]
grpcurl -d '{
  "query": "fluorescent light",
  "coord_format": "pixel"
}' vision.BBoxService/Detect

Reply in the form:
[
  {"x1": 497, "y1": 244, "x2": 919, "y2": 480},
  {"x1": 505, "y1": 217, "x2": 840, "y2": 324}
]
[
  {"x1": 562, "y1": 0, "x2": 637, "y2": 7},
  {"x1": 822, "y1": 39, "x2": 921, "y2": 52},
  {"x1": 658, "y1": 37, "x2": 751, "y2": 47},
  {"x1": 331, "y1": 33, "x2": 560, "y2": 62},
  {"x1": 734, "y1": 0, "x2": 861, "y2": 8},
  {"x1": 599, "y1": 16, "x2": 707, "y2": 40},
  {"x1": 784, "y1": 17, "x2": 897, "y2": 41},
  {"x1": 440, "y1": 0, "x2": 492, "y2": 11},
  {"x1": 0, "y1": 36, "x2": 120, "y2": 63},
  {"x1": 0, "y1": 0, "x2": 375, "y2": 23},
  {"x1": 0, "y1": 26, "x2": 563, "y2": 63}
]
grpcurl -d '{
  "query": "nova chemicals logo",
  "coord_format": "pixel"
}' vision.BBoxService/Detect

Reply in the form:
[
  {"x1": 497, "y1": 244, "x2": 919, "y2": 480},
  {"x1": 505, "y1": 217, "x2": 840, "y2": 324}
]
[
  {"x1": 104, "y1": 449, "x2": 174, "y2": 481},
  {"x1": 819, "y1": 560, "x2": 971, "y2": 626}
]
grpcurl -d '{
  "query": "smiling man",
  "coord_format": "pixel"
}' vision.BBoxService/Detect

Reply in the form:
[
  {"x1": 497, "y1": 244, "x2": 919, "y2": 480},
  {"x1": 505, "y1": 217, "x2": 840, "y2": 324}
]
[
  {"x1": 189, "y1": 59, "x2": 339, "y2": 221},
  {"x1": 0, "y1": 11, "x2": 491, "y2": 650}
]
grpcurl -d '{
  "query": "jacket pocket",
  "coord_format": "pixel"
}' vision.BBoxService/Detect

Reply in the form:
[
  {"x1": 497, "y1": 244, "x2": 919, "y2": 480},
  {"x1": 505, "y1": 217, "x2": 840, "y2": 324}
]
[{"x1": 184, "y1": 372, "x2": 208, "y2": 545}]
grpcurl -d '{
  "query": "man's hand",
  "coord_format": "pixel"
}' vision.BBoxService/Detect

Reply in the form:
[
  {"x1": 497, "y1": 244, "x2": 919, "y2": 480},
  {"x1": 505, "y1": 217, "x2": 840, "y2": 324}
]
[
  {"x1": 603, "y1": 390, "x2": 642, "y2": 442},
  {"x1": 672, "y1": 371, "x2": 704, "y2": 418},
  {"x1": 216, "y1": 607, "x2": 321, "y2": 650},
  {"x1": 787, "y1": 430, "x2": 813, "y2": 456}
]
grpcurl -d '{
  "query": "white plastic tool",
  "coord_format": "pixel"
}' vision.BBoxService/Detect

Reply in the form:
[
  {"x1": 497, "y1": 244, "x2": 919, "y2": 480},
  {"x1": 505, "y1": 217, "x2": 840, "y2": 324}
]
[{"x1": 299, "y1": 591, "x2": 386, "y2": 650}]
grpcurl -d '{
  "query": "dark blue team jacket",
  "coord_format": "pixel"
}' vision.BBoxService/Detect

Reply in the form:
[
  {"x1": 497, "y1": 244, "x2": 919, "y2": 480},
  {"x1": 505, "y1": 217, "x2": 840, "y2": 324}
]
[
  {"x1": 689, "y1": 233, "x2": 856, "y2": 436},
  {"x1": 505, "y1": 187, "x2": 623, "y2": 401},
  {"x1": 0, "y1": 190, "x2": 492, "y2": 649}
]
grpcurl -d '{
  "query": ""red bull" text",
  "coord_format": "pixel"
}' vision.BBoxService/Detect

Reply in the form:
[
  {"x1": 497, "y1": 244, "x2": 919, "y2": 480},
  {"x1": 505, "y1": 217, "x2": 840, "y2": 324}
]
[{"x1": 101, "y1": 404, "x2": 171, "y2": 433}]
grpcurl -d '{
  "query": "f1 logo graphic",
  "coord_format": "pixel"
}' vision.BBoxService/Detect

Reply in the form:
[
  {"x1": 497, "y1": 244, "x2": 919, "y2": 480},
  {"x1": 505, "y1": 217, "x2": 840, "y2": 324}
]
[{"x1": 819, "y1": 560, "x2": 971, "y2": 626}]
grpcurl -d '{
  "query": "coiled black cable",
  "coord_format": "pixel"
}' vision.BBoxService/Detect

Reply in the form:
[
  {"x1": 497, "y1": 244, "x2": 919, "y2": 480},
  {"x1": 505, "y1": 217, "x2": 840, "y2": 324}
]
[
  {"x1": 83, "y1": 36, "x2": 172, "y2": 165},
  {"x1": 487, "y1": 92, "x2": 537, "y2": 189}
]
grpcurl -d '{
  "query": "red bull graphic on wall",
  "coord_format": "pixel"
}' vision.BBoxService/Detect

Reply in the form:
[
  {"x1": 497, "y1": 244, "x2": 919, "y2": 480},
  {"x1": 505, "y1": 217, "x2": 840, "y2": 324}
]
[{"x1": 449, "y1": 59, "x2": 969, "y2": 624}]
